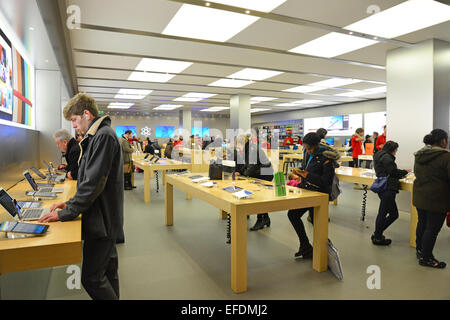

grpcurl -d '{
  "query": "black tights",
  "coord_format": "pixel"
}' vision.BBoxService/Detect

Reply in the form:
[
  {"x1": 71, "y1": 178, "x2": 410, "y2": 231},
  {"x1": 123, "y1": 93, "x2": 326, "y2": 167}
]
[
  {"x1": 287, "y1": 207, "x2": 313, "y2": 247},
  {"x1": 416, "y1": 209, "x2": 446, "y2": 259}
]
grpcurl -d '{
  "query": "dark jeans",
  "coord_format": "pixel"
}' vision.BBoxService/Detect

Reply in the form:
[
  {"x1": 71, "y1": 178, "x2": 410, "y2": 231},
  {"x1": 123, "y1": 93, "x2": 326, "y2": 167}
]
[
  {"x1": 374, "y1": 190, "x2": 399, "y2": 238},
  {"x1": 352, "y1": 158, "x2": 359, "y2": 168},
  {"x1": 416, "y1": 209, "x2": 447, "y2": 259},
  {"x1": 82, "y1": 238, "x2": 120, "y2": 300},
  {"x1": 288, "y1": 207, "x2": 313, "y2": 247}
]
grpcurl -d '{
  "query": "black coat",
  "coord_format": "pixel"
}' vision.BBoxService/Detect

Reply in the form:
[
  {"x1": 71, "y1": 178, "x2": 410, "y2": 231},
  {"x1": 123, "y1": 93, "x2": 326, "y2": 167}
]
[
  {"x1": 413, "y1": 146, "x2": 450, "y2": 213},
  {"x1": 235, "y1": 142, "x2": 273, "y2": 181},
  {"x1": 299, "y1": 147, "x2": 335, "y2": 195},
  {"x1": 64, "y1": 138, "x2": 80, "y2": 180},
  {"x1": 373, "y1": 150, "x2": 408, "y2": 192},
  {"x1": 58, "y1": 116, "x2": 124, "y2": 241}
]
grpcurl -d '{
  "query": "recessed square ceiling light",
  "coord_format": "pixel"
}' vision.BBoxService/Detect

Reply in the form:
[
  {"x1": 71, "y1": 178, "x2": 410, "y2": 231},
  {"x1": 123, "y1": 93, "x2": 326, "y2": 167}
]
[
  {"x1": 135, "y1": 58, "x2": 192, "y2": 73},
  {"x1": 283, "y1": 78, "x2": 362, "y2": 93},
  {"x1": 335, "y1": 91, "x2": 368, "y2": 97},
  {"x1": 153, "y1": 104, "x2": 183, "y2": 110},
  {"x1": 206, "y1": 0, "x2": 287, "y2": 12},
  {"x1": 128, "y1": 72, "x2": 175, "y2": 83},
  {"x1": 208, "y1": 78, "x2": 254, "y2": 88},
  {"x1": 365, "y1": 86, "x2": 387, "y2": 93},
  {"x1": 275, "y1": 102, "x2": 301, "y2": 107},
  {"x1": 250, "y1": 97, "x2": 277, "y2": 103},
  {"x1": 311, "y1": 78, "x2": 363, "y2": 88},
  {"x1": 174, "y1": 92, "x2": 217, "y2": 102},
  {"x1": 251, "y1": 108, "x2": 271, "y2": 113},
  {"x1": 114, "y1": 89, "x2": 152, "y2": 100},
  {"x1": 292, "y1": 99, "x2": 325, "y2": 105},
  {"x1": 282, "y1": 85, "x2": 319, "y2": 93},
  {"x1": 345, "y1": 0, "x2": 450, "y2": 39},
  {"x1": 162, "y1": 4, "x2": 258, "y2": 42},
  {"x1": 227, "y1": 68, "x2": 283, "y2": 81},
  {"x1": 201, "y1": 106, "x2": 230, "y2": 112},
  {"x1": 336, "y1": 86, "x2": 387, "y2": 97},
  {"x1": 107, "y1": 103, "x2": 134, "y2": 109},
  {"x1": 289, "y1": 32, "x2": 377, "y2": 58}
]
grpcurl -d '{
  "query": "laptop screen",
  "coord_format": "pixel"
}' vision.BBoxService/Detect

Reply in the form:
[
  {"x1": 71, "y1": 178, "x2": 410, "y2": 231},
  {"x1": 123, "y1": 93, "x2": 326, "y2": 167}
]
[
  {"x1": 0, "y1": 188, "x2": 18, "y2": 218},
  {"x1": 43, "y1": 160, "x2": 53, "y2": 175},
  {"x1": 23, "y1": 171, "x2": 39, "y2": 191},
  {"x1": 31, "y1": 167, "x2": 47, "y2": 179}
]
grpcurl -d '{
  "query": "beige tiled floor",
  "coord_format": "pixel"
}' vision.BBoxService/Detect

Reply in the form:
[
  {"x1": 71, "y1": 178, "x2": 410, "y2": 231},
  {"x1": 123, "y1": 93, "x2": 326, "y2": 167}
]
[{"x1": 1, "y1": 172, "x2": 449, "y2": 299}]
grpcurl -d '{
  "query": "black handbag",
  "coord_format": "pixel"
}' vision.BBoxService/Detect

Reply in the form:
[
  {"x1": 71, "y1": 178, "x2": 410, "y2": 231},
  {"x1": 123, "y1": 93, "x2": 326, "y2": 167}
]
[{"x1": 209, "y1": 160, "x2": 223, "y2": 180}]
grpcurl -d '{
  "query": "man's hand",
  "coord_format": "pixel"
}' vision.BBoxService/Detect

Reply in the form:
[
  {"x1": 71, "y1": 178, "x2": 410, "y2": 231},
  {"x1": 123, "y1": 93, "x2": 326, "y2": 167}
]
[
  {"x1": 38, "y1": 210, "x2": 60, "y2": 223},
  {"x1": 67, "y1": 172, "x2": 73, "y2": 180},
  {"x1": 406, "y1": 169, "x2": 412, "y2": 173},
  {"x1": 50, "y1": 202, "x2": 66, "y2": 212}
]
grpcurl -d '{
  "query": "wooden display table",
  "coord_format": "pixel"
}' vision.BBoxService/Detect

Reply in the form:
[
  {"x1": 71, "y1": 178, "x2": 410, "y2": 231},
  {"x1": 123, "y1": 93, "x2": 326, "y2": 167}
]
[
  {"x1": 133, "y1": 159, "x2": 192, "y2": 203},
  {"x1": 0, "y1": 179, "x2": 81, "y2": 275},
  {"x1": 164, "y1": 173, "x2": 329, "y2": 293},
  {"x1": 335, "y1": 167, "x2": 417, "y2": 247}
]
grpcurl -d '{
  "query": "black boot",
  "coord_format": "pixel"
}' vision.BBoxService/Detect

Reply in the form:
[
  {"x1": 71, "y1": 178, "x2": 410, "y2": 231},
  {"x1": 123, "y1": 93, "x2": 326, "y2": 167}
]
[
  {"x1": 294, "y1": 243, "x2": 313, "y2": 259},
  {"x1": 124, "y1": 174, "x2": 132, "y2": 190},
  {"x1": 371, "y1": 233, "x2": 391, "y2": 246},
  {"x1": 250, "y1": 213, "x2": 270, "y2": 231}
]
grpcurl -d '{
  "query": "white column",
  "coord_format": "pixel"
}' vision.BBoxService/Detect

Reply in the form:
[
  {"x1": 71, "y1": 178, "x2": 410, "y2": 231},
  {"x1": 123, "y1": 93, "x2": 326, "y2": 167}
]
[
  {"x1": 36, "y1": 70, "x2": 64, "y2": 164},
  {"x1": 386, "y1": 39, "x2": 450, "y2": 169},
  {"x1": 179, "y1": 109, "x2": 192, "y2": 139},
  {"x1": 230, "y1": 94, "x2": 251, "y2": 131}
]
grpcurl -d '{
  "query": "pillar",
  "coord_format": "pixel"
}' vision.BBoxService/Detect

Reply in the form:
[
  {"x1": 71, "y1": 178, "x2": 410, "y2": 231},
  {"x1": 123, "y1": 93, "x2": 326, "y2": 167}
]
[{"x1": 386, "y1": 39, "x2": 450, "y2": 169}]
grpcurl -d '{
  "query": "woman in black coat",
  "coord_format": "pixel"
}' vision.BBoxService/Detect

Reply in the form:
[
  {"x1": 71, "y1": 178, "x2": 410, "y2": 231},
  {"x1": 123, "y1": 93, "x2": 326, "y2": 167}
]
[
  {"x1": 235, "y1": 137, "x2": 274, "y2": 231},
  {"x1": 413, "y1": 129, "x2": 449, "y2": 268},
  {"x1": 372, "y1": 141, "x2": 409, "y2": 245},
  {"x1": 288, "y1": 133, "x2": 335, "y2": 259}
]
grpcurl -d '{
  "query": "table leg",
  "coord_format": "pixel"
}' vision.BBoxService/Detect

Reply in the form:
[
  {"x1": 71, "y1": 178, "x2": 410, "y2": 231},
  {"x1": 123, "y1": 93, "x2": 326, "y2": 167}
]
[
  {"x1": 313, "y1": 198, "x2": 329, "y2": 272},
  {"x1": 409, "y1": 193, "x2": 418, "y2": 248},
  {"x1": 144, "y1": 168, "x2": 151, "y2": 203},
  {"x1": 162, "y1": 170, "x2": 166, "y2": 185},
  {"x1": 220, "y1": 209, "x2": 228, "y2": 220},
  {"x1": 165, "y1": 182, "x2": 173, "y2": 226},
  {"x1": 230, "y1": 208, "x2": 247, "y2": 293},
  {"x1": 186, "y1": 193, "x2": 192, "y2": 200}
]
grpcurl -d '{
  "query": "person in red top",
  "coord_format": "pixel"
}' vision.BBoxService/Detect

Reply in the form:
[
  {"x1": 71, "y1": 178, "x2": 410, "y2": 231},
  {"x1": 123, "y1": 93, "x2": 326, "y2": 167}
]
[
  {"x1": 296, "y1": 136, "x2": 303, "y2": 146},
  {"x1": 375, "y1": 125, "x2": 387, "y2": 152},
  {"x1": 351, "y1": 128, "x2": 365, "y2": 168},
  {"x1": 283, "y1": 133, "x2": 294, "y2": 147}
]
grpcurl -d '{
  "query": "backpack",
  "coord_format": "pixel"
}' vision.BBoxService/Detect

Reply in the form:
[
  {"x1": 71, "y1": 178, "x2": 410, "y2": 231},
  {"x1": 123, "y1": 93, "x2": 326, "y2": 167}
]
[{"x1": 329, "y1": 175, "x2": 341, "y2": 201}]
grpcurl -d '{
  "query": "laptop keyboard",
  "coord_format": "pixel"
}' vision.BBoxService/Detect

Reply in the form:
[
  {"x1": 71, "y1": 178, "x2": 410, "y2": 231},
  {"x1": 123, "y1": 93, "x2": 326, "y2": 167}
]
[
  {"x1": 23, "y1": 209, "x2": 44, "y2": 219},
  {"x1": 40, "y1": 188, "x2": 53, "y2": 193}
]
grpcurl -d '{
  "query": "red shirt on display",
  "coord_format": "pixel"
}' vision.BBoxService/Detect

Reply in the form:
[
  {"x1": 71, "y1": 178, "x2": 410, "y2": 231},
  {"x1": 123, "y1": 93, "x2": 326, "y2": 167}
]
[
  {"x1": 283, "y1": 136, "x2": 294, "y2": 146},
  {"x1": 375, "y1": 133, "x2": 386, "y2": 151},
  {"x1": 351, "y1": 135, "x2": 363, "y2": 159}
]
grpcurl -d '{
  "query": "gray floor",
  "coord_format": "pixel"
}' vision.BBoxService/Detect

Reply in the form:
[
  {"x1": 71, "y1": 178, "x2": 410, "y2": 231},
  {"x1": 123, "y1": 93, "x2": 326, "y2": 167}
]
[{"x1": 1, "y1": 171, "x2": 449, "y2": 299}]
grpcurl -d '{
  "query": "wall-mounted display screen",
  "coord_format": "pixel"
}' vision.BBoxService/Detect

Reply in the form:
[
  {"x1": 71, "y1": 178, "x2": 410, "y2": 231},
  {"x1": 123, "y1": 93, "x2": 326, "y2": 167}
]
[
  {"x1": 0, "y1": 29, "x2": 13, "y2": 116},
  {"x1": 0, "y1": 27, "x2": 34, "y2": 128},
  {"x1": 364, "y1": 112, "x2": 386, "y2": 136},
  {"x1": 155, "y1": 126, "x2": 175, "y2": 137},
  {"x1": 304, "y1": 114, "x2": 362, "y2": 136},
  {"x1": 116, "y1": 125, "x2": 137, "y2": 137},
  {"x1": 192, "y1": 126, "x2": 209, "y2": 136}
]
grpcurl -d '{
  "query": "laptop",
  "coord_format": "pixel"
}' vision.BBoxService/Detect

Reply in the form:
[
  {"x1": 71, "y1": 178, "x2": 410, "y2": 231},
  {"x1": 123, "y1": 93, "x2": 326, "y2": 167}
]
[
  {"x1": 43, "y1": 160, "x2": 66, "y2": 183},
  {"x1": 23, "y1": 170, "x2": 64, "y2": 194},
  {"x1": 30, "y1": 167, "x2": 58, "y2": 184},
  {"x1": 0, "y1": 187, "x2": 50, "y2": 221}
]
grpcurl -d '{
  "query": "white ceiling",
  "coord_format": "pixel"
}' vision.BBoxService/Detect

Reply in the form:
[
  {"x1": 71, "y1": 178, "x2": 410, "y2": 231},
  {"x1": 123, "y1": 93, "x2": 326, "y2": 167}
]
[{"x1": 64, "y1": 0, "x2": 450, "y2": 115}]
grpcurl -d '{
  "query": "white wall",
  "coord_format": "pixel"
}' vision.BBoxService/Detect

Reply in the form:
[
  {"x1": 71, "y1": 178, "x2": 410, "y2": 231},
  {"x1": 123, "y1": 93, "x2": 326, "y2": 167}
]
[
  {"x1": 108, "y1": 113, "x2": 230, "y2": 143},
  {"x1": 252, "y1": 99, "x2": 386, "y2": 125}
]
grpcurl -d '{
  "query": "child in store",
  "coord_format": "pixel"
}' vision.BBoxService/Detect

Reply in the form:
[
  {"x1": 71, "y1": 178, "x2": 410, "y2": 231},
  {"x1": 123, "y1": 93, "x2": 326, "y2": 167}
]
[{"x1": 287, "y1": 171, "x2": 301, "y2": 187}]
